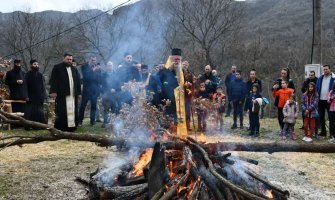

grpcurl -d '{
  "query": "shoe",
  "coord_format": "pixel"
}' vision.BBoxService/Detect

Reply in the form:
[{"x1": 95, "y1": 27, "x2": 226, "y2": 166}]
[
  {"x1": 305, "y1": 137, "x2": 313, "y2": 142},
  {"x1": 77, "y1": 122, "x2": 82, "y2": 127},
  {"x1": 225, "y1": 114, "x2": 230, "y2": 117},
  {"x1": 101, "y1": 123, "x2": 106, "y2": 128},
  {"x1": 291, "y1": 132, "x2": 297, "y2": 140},
  {"x1": 299, "y1": 126, "x2": 304, "y2": 130},
  {"x1": 90, "y1": 122, "x2": 95, "y2": 126},
  {"x1": 248, "y1": 131, "x2": 254, "y2": 136},
  {"x1": 254, "y1": 132, "x2": 260, "y2": 137},
  {"x1": 302, "y1": 136, "x2": 308, "y2": 141},
  {"x1": 247, "y1": 127, "x2": 251, "y2": 131},
  {"x1": 231, "y1": 125, "x2": 237, "y2": 129},
  {"x1": 281, "y1": 135, "x2": 286, "y2": 140},
  {"x1": 328, "y1": 137, "x2": 335, "y2": 143},
  {"x1": 240, "y1": 125, "x2": 244, "y2": 129}
]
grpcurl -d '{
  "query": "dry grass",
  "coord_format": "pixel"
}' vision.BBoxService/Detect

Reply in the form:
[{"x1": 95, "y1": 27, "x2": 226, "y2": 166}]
[{"x1": 0, "y1": 117, "x2": 335, "y2": 200}]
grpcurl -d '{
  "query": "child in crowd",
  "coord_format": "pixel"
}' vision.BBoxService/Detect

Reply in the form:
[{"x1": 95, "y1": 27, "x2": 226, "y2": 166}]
[
  {"x1": 212, "y1": 86, "x2": 226, "y2": 131},
  {"x1": 301, "y1": 82, "x2": 319, "y2": 142},
  {"x1": 282, "y1": 94, "x2": 298, "y2": 140},
  {"x1": 245, "y1": 84, "x2": 262, "y2": 137},
  {"x1": 272, "y1": 80, "x2": 295, "y2": 131},
  {"x1": 195, "y1": 83, "x2": 211, "y2": 132},
  {"x1": 328, "y1": 82, "x2": 335, "y2": 143}
]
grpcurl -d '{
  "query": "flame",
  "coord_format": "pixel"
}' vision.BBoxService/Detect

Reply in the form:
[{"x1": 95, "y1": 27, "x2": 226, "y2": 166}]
[
  {"x1": 186, "y1": 176, "x2": 200, "y2": 199},
  {"x1": 177, "y1": 186, "x2": 187, "y2": 196},
  {"x1": 132, "y1": 148, "x2": 153, "y2": 176},
  {"x1": 198, "y1": 133, "x2": 206, "y2": 143},
  {"x1": 265, "y1": 189, "x2": 273, "y2": 199},
  {"x1": 169, "y1": 161, "x2": 176, "y2": 178}
]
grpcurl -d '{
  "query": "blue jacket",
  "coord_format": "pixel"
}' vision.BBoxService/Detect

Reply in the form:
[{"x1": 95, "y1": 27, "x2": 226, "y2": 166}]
[
  {"x1": 316, "y1": 73, "x2": 335, "y2": 96},
  {"x1": 228, "y1": 79, "x2": 247, "y2": 102}
]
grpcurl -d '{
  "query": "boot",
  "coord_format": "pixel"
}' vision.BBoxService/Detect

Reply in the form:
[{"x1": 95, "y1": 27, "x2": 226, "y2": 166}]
[
  {"x1": 254, "y1": 131, "x2": 260, "y2": 137},
  {"x1": 248, "y1": 131, "x2": 254, "y2": 136},
  {"x1": 291, "y1": 132, "x2": 297, "y2": 140}
]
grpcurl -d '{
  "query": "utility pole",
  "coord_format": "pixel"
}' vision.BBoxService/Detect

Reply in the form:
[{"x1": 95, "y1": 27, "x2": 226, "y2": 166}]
[{"x1": 312, "y1": 0, "x2": 321, "y2": 64}]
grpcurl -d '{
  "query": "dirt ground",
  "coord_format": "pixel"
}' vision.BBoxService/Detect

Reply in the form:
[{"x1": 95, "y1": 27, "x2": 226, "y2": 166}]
[{"x1": 1, "y1": 118, "x2": 335, "y2": 200}]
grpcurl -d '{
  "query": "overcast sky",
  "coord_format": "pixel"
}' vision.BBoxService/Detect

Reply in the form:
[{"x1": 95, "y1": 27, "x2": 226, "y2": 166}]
[{"x1": 0, "y1": 0, "x2": 138, "y2": 13}]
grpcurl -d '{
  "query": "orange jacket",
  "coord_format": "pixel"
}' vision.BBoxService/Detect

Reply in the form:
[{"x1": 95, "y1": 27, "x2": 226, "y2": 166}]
[
  {"x1": 212, "y1": 92, "x2": 226, "y2": 103},
  {"x1": 272, "y1": 88, "x2": 294, "y2": 108}
]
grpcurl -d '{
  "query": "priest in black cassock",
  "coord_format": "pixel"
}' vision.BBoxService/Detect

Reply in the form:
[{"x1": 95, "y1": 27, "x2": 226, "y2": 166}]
[
  {"x1": 24, "y1": 59, "x2": 47, "y2": 126},
  {"x1": 49, "y1": 53, "x2": 81, "y2": 132},
  {"x1": 4, "y1": 59, "x2": 27, "y2": 113}
]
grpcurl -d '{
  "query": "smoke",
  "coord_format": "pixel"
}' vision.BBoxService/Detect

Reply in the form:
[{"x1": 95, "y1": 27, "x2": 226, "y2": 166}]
[{"x1": 86, "y1": 0, "x2": 172, "y2": 66}]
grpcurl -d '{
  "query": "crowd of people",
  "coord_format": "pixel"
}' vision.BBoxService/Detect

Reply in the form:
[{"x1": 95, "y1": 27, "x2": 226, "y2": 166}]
[{"x1": 3, "y1": 50, "x2": 335, "y2": 143}]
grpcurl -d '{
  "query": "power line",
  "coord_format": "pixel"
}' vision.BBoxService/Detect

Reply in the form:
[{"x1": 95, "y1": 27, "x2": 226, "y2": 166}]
[{"x1": 3, "y1": 0, "x2": 131, "y2": 59}]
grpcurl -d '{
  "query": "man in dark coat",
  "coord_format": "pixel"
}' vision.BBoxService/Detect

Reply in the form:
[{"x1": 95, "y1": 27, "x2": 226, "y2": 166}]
[
  {"x1": 24, "y1": 59, "x2": 47, "y2": 125},
  {"x1": 4, "y1": 59, "x2": 27, "y2": 113},
  {"x1": 224, "y1": 65, "x2": 237, "y2": 117},
  {"x1": 146, "y1": 65, "x2": 162, "y2": 107},
  {"x1": 78, "y1": 56, "x2": 102, "y2": 126},
  {"x1": 229, "y1": 70, "x2": 247, "y2": 129},
  {"x1": 101, "y1": 61, "x2": 122, "y2": 127},
  {"x1": 316, "y1": 65, "x2": 335, "y2": 136},
  {"x1": 118, "y1": 53, "x2": 142, "y2": 83},
  {"x1": 49, "y1": 53, "x2": 81, "y2": 132},
  {"x1": 198, "y1": 65, "x2": 217, "y2": 95}
]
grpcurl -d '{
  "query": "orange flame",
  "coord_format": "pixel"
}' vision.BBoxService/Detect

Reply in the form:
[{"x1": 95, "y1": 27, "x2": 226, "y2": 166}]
[
  {"x1": 198, "y1": 133, "x2": 206, "y2": 143},
  {"x1": 132, "y1": 148, "x2": 153, "y2": 176},
  {"x1": 169, "y1": 161, "x2": 176, "y2": 178},
  {"x1": 177, "y1": 186, "x2": 187, "y2": 196},
  {"x1": 186, "y1": 176, "x2": 201, "y2": 199},
  {"x1": 265, "y1": 189, "x2": 273, "y2": 199}
]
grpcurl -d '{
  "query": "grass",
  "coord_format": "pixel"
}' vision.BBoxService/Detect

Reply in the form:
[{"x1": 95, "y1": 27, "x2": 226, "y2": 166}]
[
  {"x1": 0, "y1": 176, "x2": 9, "y2": 196},
  {"x1": 0, "y1": 117, "x2": 334, "y2": 199}
]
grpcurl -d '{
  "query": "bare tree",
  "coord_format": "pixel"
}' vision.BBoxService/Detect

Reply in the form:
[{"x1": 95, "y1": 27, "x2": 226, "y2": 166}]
[
  {"x1": 165, "y1": 0, "x2": 245, "y2": 67},
  {"x1": 0, "y1": 11, "x2": 72, "y2": 75}
]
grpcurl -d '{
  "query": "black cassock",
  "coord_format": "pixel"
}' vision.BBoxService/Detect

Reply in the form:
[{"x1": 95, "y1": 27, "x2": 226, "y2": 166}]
[
  {"x1": 4, "y1": 67, "x2": 27, "y2": 113},
  {"x1": 24, "y1": 68, "x2": 47, "y2": 124},
  {"x1": 49, "y1": 63, "x2": 81, "y2": 132}
]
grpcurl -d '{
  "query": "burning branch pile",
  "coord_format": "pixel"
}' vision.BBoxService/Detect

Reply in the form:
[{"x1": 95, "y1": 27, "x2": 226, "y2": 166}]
[{"x1": 88, "y1": 132, "x2": 290, "y2": 200}]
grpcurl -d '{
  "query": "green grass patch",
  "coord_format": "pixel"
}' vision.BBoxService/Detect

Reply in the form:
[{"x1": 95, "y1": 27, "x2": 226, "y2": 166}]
[{"x1": 0, "y1": 176, "x2": 10, "y2": 196}]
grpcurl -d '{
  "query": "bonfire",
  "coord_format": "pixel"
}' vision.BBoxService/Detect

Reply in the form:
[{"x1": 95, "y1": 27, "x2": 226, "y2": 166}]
[{"x1": 87, "y1": 129, "x2": 289, "y2": 200}]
